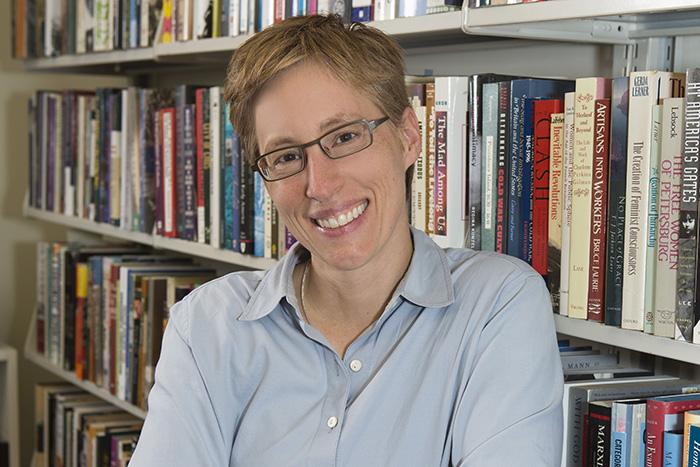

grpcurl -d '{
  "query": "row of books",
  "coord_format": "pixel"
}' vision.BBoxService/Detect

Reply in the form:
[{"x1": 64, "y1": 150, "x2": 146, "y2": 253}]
[
  {"x1": 27, "y1": 85, "x2": 294, "y2": 259},
  {"x1": 26, "y1": 68, "x2": 700, "y2": 343},
  {"x1": 11, "y1": 0, "x2": 461, "y2": 59},
  {"x1": 468, "y1": 0, "x2": 544, "y2": 7},
  {"x1": 34, "y1": 382, "x2": 143, "y2": 467},
  {"x1": 35, "y1": 241, "x2": 215, "y2": 410},
  {"x1": 560, "y1": 367, "x2": 700, "y2": 467},
  {"x1": 404, "y1": 69, "x2": 700, "y2": 344}
]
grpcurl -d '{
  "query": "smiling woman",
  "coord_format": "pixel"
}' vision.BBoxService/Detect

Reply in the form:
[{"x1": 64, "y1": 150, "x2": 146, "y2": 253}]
[{"x1": 129, "y1": 14, "x2": 565, "y2": 467}]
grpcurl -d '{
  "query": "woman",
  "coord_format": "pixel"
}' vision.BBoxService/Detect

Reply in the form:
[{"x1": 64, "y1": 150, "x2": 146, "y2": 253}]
[{"x1": 131, "y1": 15, "x2": 563, "y2": 466}]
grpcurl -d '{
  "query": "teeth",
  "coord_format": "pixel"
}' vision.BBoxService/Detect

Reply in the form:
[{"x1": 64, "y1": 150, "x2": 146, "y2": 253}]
[{"x1": 316, "y1": 201, "x2": 367, "y2": 229}]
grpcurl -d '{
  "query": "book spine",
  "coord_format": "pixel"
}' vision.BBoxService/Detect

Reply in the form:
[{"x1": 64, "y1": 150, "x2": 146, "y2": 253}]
[
  {"x1": 183, "y1": 104, "x2": 197, "y2": 241},
  {"x1": 162, "y1": 108, "x2": 177, "y2": 237},
  {"x1": 643, "y1": 105, "x2": 663, "y2": 334},
  {"x1": 507, "y1": 89, "x2": 524, "y2": 258},
  {"x1": 110, "y1": 92, "x2": 122, "y2": 226},
  {"x1": 654, "y1": 98, "x2": 683, "y2": 338},
  {"x1": 588, "y1": 404, "x2": 612, "y2": 467},
  {"x1": 175, "y1": 86, "x2": 187, "y2": 239},
  {"x1": 239, "y1": 157, "x2": 254, "y2": 255},
  {"x1": 223, "y1": 102, "x2": 234, "y2": 250},
  {"x1": 468, "y1": 75, "x2": 482, "y2": 250},
  {"x1": 254, "y1": 172, "x2": 265, "y2": 257},
  {"x1": 481, "y1": 83, "x2": 499, "y2": 251},
  {"x1": 676, "y1": 68, "x2": 700, "y2": 342},
  {"x1": 519, "y1": 98, "x2": 535, "y2": 264},
  {"x1": 209, "y1": 87, "x2": 221, "y2": 248},
  {"x1": 688, "y1": 425, "x2": 700, "y2": 467},
  {"x1": 196, "y1": 89, "x2": 206, "y2": 243},
  {"x1": 425, "y1": 83, "x2": 436, "y2": 236},
  {"x1": 432, "y1": 76, "x2": 468, "y2": 249},
  {"x1": 202, "y1": 90, "x2": 211, "y2": 244},
  {"x1": 604, "y1": 77, "x2": 630, "y2": 327},
  {"x1": 495, "y1": 81, "x2": 510, "y2": 254},
  {"x1": 547, "y1": 112, "x2": 565, "y2": 312},
  {"x1": 47, "y1": 95, "x2": 56, "y2": 212},
  {"x1": 231, "y1": 126, "x2": 241, "y2": 252},
  {"x1": 532, "y1": 100, "x2": 562, "y2": 276},
  {"x1": 623, "y1": 71, "x2": 685, "y2": 330},
  {"x1": 662, "y1": 431, "x2": 683, "y2": 467},
  {"x1": 587, "y1": 98, "x2": 611, "y2": 321},
  {"x1": 569, "y1": 78, "x2": 609, "y2": 319}
]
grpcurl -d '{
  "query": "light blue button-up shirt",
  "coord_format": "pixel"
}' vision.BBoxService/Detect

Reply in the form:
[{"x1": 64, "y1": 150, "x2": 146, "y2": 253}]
[{"x1": 130, "y1": 227, "x2": 563, "y2": 466}]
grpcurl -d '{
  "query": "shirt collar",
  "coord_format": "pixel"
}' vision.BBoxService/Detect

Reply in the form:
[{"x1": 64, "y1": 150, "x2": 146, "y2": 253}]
[{"x1": 237, "y1": 226, "x2": 454, "y2": 322}]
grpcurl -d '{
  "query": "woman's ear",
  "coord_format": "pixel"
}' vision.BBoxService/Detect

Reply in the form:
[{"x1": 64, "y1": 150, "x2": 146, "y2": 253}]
[{"x1": 398, "y1": 106, "x2": 421, "y2": 169}]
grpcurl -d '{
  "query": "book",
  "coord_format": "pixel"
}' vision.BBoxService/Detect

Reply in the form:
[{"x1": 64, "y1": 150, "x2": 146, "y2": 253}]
[
  {"x1": 605, "y1": 76, "x2": 630, "y2": 327},
  {"x1": 622, "y1": 70, "x2": 685, "y2": 331},
  {"x1": 559, "y1": 92, "x2": 575, "y2": 317},
  {"x1": 569, "y1": 78, "x2": 610, "y2": 319},
  {"x1": 662, "y1": 431, "x2": 683, "y2": 467},
  {"x1": 532, "y1": 98, "x2": 563, "y2": 277},
  {"x1": 646, "y1": 392, "x2": 700, "y2": 467},
  {"x1": 676, "y1": 68, "x2": 700, "y2": 343},
  {"x1": 589, "y1": 400, "x2": 613, "y2": 467},
  {"x1": 587, "y1": 98, "x2": 611, "y2": 321},
  {"x1": 654, "y1": 98, "x2": 684, "y2": 338},
  {"x1": 481, "y1": 82, "x2": 499, "y2": 252},
  {"x1": 643, "y1": 104, "x2": 663, "y2": 335},
  {"x1": 431, "y1": 76, "x2": 469, "y2": 249},
  {"x1": 689, "y1": 424, "x2": 700, "y2": 467},
  {"x1": 684, "y1": 410, "x2": 700, "y2": 466}
]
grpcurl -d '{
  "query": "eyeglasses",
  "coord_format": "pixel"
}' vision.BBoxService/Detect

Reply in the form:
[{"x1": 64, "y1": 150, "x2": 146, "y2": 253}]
[{"x1": 255, "y1": 116, "x2": 390, "y2": 182}]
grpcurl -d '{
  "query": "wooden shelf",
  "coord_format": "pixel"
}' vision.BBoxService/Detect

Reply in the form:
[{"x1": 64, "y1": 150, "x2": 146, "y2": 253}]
[
  {"x1": 0, "y1": 345, "x2": 19, "y2": 467},
  {"x1": 23, "y1": 315, "x2": 147, "y2": 420},
  {"x1": 554, "y1": 314, "x2": 700, "y2": 365},
  {"x1": 465, "y1": 0, "x2": 700, "y2": 44},
  {"x1": 23, "y1": 204, "x2": 277, "y2": 270}
]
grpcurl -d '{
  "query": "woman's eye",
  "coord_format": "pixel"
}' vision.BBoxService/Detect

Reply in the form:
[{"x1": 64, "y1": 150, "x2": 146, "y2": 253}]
[{"x1": 334, "y1": 131, "x2": 358, "y2": 145}]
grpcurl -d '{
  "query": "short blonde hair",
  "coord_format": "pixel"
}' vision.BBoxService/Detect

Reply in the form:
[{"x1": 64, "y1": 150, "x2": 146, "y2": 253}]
[{"x1": 223, "y1": 15, "x2": 409, "y2": 166}]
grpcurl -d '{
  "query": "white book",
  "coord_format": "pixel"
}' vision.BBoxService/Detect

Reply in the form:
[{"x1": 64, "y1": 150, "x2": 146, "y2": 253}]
[
  {"x1": 76, "y1": 0, "x2": 85, "y2": 54},
  {"x1": 431, "y1": 76, "x2": 468, "y2": 249},
  {"x1": 240, "y1": 0, "x2": 249, "y2": 34},
  {"x1": 210, "y1": 87, "x2": 222, "y2": 248},
  {"x1": 621, "y1": 71, "x2": 685, "y2": 331},
  {"x1": 643, "y1": 104, "x2": 662, "y2": 334},
  {"x1": 163, "y1": 109, "x2": 175, "y2": 236},
  {"x1": 559, "y1": 92, "x2": 575, "y2": 317},
  {"x1": 110, "y1": 124, "x2": 122, "y2": 225},
  {"x1": 230, "y1": 0, "x2": 240, "y2": 36},
  {"x1": 654, "y1": 98, "x2": 684, "y2": 338},
  {"x1": 264, "y1": 190, "x2": 273, "y2": 259},
  {"x1": 130, "y1": 89, "x2": 141, "y2": 232},
  {"x1": 568, "y1": 78, "x2": 609, "y2": 319},
  {"x1": 140, "y1": 0, "x2": 151, "y2": 47},
  {"x1": 183, "y1": 0, "x2": 193, "y2": 41}
]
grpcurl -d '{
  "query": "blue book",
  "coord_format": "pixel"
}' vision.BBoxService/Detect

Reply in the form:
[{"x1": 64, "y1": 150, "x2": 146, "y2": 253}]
[
  {"x1": 223, "y1": 102, "x2": 235, "y2": 250},
  {"x1": 640, "y1": 421, "x2": 647, "y2": 467},
  {"x1": 663, "y1": 431, "x2": 683, "y2": 467},
  {"x1": 183, "y1": 104, "x2": 197, "y2": 240},
  {"x1": 254, "y1": 172, "x2": 265, "y2": 257},
  {"x1": 231, "y1": 125, "x2": 241, "y2": 253},
  {"x1": 689, "y1": 424, "x2": 700, "y2": 467},
  {"x1": 506, "y1": 78, "x2": 575, "y2": 257},
  {"x1": 129, "y1": 0, "x2": 139, "y2": 48},
  {"x1": 519, "y1": 97, "x2": 536, "y2": 263}
]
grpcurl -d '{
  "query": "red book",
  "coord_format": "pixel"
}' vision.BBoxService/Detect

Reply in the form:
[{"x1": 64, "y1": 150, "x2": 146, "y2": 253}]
[
  {"x1": 532, "y1": 99, "x2": 563, "y2": 276},
  {"x1": 195, "y1": 89, "x2": 206, "y2": 244},
  {"x1": 274, "y1": 0, "x2": 285, "y2": 23},
  {"x1": 108, "y1": 262, "x2": 120, "y2": 394},
  {"x1": 160, "y1": 108, "x2": 177, "y2": 238},
  {"x1": 587, "y1": 98, "x2": 611, "y2": 321},
  {"x1": 646, "y1": 393, "x2": 700, "y2": 467}
]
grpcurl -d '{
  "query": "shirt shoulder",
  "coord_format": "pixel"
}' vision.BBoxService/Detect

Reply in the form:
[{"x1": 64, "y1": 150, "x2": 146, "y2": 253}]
[
  {"x1": 442, "y1": 248, "x2": 550, "y2": 324},
  {"x1": 168, "y1": 269, "x2": 267, "y2": 344}
]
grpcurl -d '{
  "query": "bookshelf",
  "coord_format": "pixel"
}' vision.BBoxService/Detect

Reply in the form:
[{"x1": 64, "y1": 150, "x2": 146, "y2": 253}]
[
  {"x1": 23, "y1": 203, "x2": 277, "y2": 270},
  {"x1": 15, "y1": 2, "x2": 700, "y2": 463},
  {"x1": 22, "y1": 317, "x2": 147, "y2": 420},
  {"x1": 0, "y1": 345, "x2": 19, "y2": 467}
]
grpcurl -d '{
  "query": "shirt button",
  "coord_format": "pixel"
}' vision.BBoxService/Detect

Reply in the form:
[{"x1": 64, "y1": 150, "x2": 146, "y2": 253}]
[
  {"x1": 327, "y1": 416, "x2": 338, "y2": 429},
  {"x1": 349, "y1": 359, "x2": 362, "y2": 372}
]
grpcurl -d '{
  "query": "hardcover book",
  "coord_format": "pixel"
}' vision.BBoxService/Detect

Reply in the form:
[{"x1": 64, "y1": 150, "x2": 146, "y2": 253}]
[
  {"x1": 559, "y1": 92, "x2": 575, "y2": 317},
  {"x1": 547, "y1": 112, "x2": 565, "y2": 312},
  {"x1": 622, "y1": 70, "x2": 685, "y2": 331},
  {"x1": 676, "y1": 67, "x2": 700, "y2": 343}
]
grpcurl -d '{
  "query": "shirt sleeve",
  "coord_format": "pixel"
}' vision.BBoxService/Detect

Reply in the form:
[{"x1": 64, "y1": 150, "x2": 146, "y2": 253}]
[
  {"x1": 129, "y1": 299, "x2": 227, "y2": 467},
  {"x1": 450, "y1": 272, "x2": 564, "y2": 467}
]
